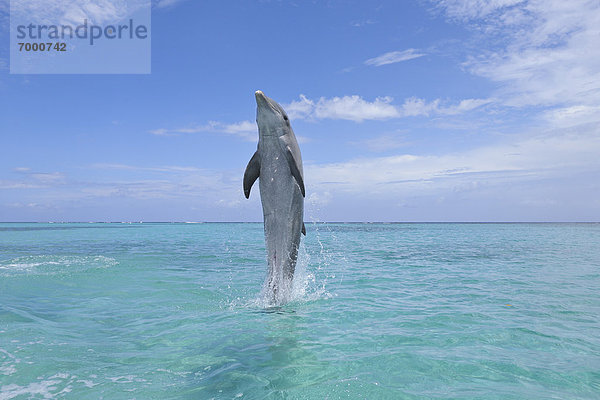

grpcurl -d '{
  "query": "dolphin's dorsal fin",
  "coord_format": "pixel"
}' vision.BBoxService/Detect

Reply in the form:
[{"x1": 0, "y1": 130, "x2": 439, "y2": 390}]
[
  {"x1": 302, "y1": 222, "x2": 306, "y2": 236},
  {"x1": 243, "y1": 151, "x2": 260, "y2": 198}
]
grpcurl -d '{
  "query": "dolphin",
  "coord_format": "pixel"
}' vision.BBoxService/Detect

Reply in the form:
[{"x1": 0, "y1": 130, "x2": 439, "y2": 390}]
[{"x1": 243, "y1": 90, "x2": 306, "y2": 304}]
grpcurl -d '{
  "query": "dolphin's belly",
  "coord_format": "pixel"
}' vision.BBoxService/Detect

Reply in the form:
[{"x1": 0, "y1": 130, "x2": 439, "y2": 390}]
[{"x1": 258, "y1": 153, "x2": 303, "y2": 278}]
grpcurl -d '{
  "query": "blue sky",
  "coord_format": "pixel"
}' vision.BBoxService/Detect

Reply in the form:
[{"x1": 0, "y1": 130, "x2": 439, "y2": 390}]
[{"x1": 1, "y1": 0, "x2": 599, "y2": 222}]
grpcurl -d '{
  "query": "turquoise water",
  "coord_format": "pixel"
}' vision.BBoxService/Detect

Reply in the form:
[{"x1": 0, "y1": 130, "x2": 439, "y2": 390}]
[{"x1": 1, "y1": 222, "x2": 599, "y2": 399}]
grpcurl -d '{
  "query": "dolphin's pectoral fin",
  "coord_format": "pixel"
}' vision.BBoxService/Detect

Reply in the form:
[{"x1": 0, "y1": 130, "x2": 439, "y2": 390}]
[
  {"x1": 243, "y1": 151, "x2": 261, "y2": 199},
  {"x1": 302, "y1": 222, "x2": 306, "y2": 236},
  {"x1": 284, "y1": 146, "x2": 305, "y2": 197}
]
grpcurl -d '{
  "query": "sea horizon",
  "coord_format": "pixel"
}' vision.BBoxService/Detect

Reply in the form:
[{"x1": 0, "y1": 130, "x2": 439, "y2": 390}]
[{"x1": 2, "y1": 221, "x2": 599, "y2": 224}]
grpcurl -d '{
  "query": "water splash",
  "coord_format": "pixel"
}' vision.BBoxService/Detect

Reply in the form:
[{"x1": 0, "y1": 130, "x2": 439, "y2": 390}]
[
  {"x1": 222, "y1": 221, "x2": 337, "y2": 310},
  {"x1": 249, "y1": 239, "x2": 332, "y2": 309}
]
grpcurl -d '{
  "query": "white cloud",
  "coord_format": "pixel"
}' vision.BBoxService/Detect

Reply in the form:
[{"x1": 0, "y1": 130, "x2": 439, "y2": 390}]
[
  {"x1": 313, "y1": 95, "x2": 400, "y2": 122},
  {"x1": 400, "y1": 97, "x2": 441, "y2": 117},
  {"x1": 364, "y1": 49, "x2": 426, "y2": 66},
  {"x1": 285, "y1": 94, "x2": 490, "y2": 122},
  {"x1": 286, "y1": 94, "x2": 315, "y2": 120},
  {"x1": 219, "y1": 120, "x2": 255, "y2": 135}
]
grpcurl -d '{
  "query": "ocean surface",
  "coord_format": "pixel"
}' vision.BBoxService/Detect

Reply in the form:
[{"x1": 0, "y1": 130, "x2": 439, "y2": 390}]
[{"x1": 1, "y1": 222, "x2": 599, "y2": 399}]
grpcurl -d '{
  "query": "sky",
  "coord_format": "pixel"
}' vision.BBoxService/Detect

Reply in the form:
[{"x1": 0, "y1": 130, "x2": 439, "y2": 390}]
[{"x1": 0, "y1": 0, "x2": 599, "y2": 222}]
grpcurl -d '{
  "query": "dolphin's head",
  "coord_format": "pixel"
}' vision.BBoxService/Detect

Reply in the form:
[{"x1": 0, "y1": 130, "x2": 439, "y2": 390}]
[{"x1": 255, "y1": 90, "x2": 291, "y2": 139}]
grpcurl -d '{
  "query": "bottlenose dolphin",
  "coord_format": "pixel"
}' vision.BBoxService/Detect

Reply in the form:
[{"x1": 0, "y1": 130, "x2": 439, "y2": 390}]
[{"x1": 244, "y1": 90, "x2": 306, "y2": 304}]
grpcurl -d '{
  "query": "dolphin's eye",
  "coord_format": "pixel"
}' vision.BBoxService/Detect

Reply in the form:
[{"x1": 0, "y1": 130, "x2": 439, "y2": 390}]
[{"x1": 283, "y1": 115, "x2": 289, "y2": 122}]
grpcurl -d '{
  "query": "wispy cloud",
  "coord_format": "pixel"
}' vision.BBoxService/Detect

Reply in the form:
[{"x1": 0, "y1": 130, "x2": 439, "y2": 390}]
[
  {"x1": 351, "y1": 19, "x2": 376, "y2": 27},
  {"x1": 1, "y1": 169, "x2": 66, "y2": 190},
  {"x1": 436, "y1": 0, "x2": 600, "y2": 109},
  {"x1": 543, "y1": 105, "x2": 600, "y2": 128},
  {"x1": 364, "y1": 49, "x2": 425, "y2": 66},
  {"x1": 3, "y1": 163, "x2": 250, "y2": 217},
  {"x1": 434, "y1": 0, "x2": 526, "y2": 21},
  {"x1": 149, "y1": 119, "x2": 319, "y2": 143},
  {"x1": 154, "y1": 0, "x2": 188, "y2": 9},
  {"x1": 10, "y1": 0, "x2": 148, "y2": 25},
  {"x1": 401, "y1": 97, "x2": 493, "y2": 117},
  {"x1": 149, "y1": 120, "x2": 256, "y2": 141},
  {"x1": 350, "y1": 133, "x2": 408, "y2": 152},
  {"x1": 0, "y1": 181, "x2": 45, "y2": 190},
  {"x1": 30, "y1": 172, "x2": 66, "y2": 184},
  {"x1": 91, "y1": 163, "x2": 203, "y2": 173},
  {"x1": 84, "y1": 163, "x2": 238, "y2": 201},
  {"x1": 307, "y1": 125, "x2": 600, "y2": 197}
]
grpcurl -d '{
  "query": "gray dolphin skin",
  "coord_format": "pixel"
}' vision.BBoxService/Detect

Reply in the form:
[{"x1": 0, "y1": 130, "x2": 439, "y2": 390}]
[{"x1": 243, "y1": 90, "x2": 306, "y2": 304}]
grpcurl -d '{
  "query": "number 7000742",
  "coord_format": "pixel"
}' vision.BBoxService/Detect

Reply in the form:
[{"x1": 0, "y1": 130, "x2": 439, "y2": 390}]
[{"x1": 18, "y1": 42, "x2": 66, "y2": 51}]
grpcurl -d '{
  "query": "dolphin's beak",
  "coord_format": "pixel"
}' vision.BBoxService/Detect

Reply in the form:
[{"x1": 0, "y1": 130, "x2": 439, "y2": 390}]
[{"x1": 255, "y1": 90, "x2": 269, "y2": 109}]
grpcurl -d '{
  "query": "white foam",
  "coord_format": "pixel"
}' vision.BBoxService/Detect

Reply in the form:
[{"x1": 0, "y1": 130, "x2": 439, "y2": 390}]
[
  {"x1": 0, "y1": 255, "x2": 118, "y2": 276},
  {"x1": 108, "y1": 375, "x2": 135, "y2": 383},
  {"x1": 0, "y1": 379, "x2": 61, "y2": 400},
  {"x1": 76, "y1": 379, "x2": 97, "y2": 388},
  {"x1": 108, "y1": 375, "x2": 146, "y2": 384},
  {"x1": 0, "y1": 365, "x2": 16, "y2": 376},
  {"x1": 0, "y1": 349, "x2": 19, "y2": 377},
  {"x1": 0, "y1": 373, "x2": 79, "y2": 399}
]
